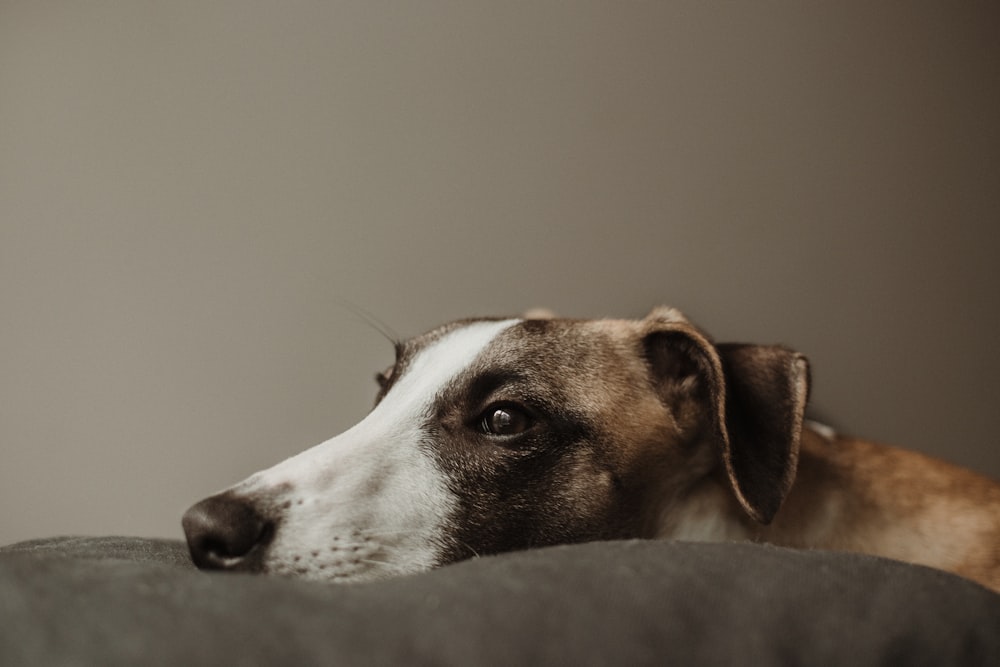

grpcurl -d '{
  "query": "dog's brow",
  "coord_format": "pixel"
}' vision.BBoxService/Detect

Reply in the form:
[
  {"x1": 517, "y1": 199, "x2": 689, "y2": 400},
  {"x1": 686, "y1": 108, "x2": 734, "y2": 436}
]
[{"x1": 386, "y1": 320, "x2": 520, "y2": 404}]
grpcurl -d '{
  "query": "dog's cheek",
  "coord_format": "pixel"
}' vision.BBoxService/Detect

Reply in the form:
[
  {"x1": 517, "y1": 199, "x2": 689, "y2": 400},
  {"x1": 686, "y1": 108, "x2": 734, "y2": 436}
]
[
  {"x1": 535, "y1": 452, "x2": 648, "y2": 543},
  {"x1": 434, "y1": 473, "x2": 514, "y2": 562},
  {"x1": 426, "y1": 451, "x2": 528, "y2": 561},
  {"x1": 433, "y1": 438, "x2": 627, "y2": 562},
  {"x1": 551, "y1": 460, "x2": 619, "y2": 527}
]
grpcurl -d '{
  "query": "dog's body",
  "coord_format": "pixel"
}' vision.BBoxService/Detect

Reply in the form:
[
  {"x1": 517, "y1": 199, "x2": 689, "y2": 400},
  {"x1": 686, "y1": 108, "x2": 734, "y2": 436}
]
[
  {"x1": 183, "y1": 308, "x2": 1000, "y2": 591},
  {"x1": 667, "y1": 427, "x2": 1000, "y2": 590}
]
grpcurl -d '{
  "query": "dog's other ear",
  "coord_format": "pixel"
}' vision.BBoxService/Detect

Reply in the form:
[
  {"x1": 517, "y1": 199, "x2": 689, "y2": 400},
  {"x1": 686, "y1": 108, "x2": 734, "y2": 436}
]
[
  {"x1": 522, "y1": 307, "x2": 556, "y2": 320},
  {"x1": 714, "y1": 343, "x2": 809, "y2": 524},
  {"x1": 642, "y1": 309, "x2": 809, "y2": 524}
]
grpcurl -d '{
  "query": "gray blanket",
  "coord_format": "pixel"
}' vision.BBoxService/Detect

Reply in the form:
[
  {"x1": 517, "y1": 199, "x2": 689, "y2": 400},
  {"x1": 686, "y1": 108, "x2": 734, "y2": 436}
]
[{"x1": 2, "y1": 537, "x2": 998, "y2": 665}]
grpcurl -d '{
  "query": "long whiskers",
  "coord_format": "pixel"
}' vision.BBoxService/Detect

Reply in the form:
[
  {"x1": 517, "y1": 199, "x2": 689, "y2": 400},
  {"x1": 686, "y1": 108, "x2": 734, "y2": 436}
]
[
  {"x1": 358, "y1": 528, "x2": 426, "y2": 538},
  {"x1": 456, "y1": 539, "x2": 481, "y2": 559},
  {"x1": 334, "y1": 300, "x2": 402, "y2": 350}
]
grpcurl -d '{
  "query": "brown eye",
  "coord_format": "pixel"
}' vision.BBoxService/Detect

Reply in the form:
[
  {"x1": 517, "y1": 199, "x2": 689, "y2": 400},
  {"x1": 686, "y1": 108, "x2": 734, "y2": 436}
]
[{"x1": 480, "y1": 405, "x2": 533, "y2": 437}]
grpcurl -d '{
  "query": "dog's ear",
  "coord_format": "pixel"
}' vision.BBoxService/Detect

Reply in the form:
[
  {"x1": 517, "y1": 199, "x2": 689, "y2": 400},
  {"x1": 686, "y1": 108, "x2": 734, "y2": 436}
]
[
  {"x1": 714, "y1": 343, "x2": 809, "y2": 523},
  {"x1": 642, "y1": 309, "x2": 809, "y2": 524},
  {"x1": 522, "y1": 307, "x2": 556, "y2": 320}
]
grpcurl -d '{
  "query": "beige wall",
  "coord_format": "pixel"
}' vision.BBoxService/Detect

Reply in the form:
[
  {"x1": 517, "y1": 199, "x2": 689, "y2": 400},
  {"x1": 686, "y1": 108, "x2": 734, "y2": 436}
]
[{"x1": 2, "y1": 2, "x2": 998, "y2": 546}]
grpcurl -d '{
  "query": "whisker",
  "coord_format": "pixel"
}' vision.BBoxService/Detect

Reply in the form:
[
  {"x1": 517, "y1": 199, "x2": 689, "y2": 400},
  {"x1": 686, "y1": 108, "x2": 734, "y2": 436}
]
[
  {"x1": 275, "y1": 498, "x2": 389, "y2": 512},
  {"x1": 457, "y1": 539, "x2": 481, "y2": 559},
  {"x1": 295, "y1": 523, "x2": 425, "y2": 539},
  {"x1": 323, "y1": 537, "x2": 414, "y2": 551},
  {"x1": 334, "y1": 299, "x2": 401, "y2": 348},
  {"x1": 359, "y1": 528, "x2": 425, "y2": 538}
]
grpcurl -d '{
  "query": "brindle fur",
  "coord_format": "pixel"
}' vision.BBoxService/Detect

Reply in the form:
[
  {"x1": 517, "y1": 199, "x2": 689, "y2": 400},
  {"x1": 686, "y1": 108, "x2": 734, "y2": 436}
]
[
  {"x1": 413, "y1": 308, "x2": 1000, "y2": 590},
  {"x1": 184, "y1": 306, "x2": 1000, "y2": 592}
]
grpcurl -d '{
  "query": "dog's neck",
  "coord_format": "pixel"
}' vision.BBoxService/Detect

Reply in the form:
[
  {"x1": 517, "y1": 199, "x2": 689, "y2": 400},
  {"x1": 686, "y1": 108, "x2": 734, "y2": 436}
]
[
  {"x1": 654, "y1": 425, "x2": 999, "y2": 580},
  {"x1": 653, "y1": 428, "x2": 861, "y2": 547}
]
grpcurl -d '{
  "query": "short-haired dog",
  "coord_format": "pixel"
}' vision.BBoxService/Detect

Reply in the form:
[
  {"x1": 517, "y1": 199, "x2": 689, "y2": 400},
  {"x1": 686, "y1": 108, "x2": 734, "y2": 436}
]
[{"x1": 183, "y1": 307, "x2": 1000, "y2": 591}]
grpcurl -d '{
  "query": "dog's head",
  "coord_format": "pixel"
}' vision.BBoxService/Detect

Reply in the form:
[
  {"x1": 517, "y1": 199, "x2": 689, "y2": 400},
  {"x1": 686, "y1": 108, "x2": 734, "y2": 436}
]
[{"x1": 182, "y1": 307, "x2": 809, "y2": 581}]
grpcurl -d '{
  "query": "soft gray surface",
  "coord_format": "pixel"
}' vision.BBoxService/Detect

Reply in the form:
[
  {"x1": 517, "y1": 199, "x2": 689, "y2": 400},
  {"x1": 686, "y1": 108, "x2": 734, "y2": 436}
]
[{"x1": 2, "y1": 537, "x2": 999, "y2": 666}]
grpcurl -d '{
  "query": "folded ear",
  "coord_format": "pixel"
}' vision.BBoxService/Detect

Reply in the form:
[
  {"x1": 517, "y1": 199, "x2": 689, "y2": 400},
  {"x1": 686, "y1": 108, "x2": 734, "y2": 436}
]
[
  {"x1": 714, "y1": 343, "x2": 809, "y2": 523},
  {"x1": 522, "y1": 308, "x2": 556, "y2": 320},
  {"x1": 643, "y1": 310, "x2": 809, "y2": 524}
]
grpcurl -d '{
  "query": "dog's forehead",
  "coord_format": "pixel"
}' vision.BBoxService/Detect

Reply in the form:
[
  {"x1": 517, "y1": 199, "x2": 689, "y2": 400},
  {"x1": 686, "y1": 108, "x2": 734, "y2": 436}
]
[
  {"x1": 397, "y1": 316, "x2": 643, "y2": 382},
  {"x1": 392, "y1": 317, "x2": 514, "y2": 378},
  {"x1": 377, "y1": 317, "x2": 538, "y2": 399},
  {"x1": 498, "y1": 318, "x2": 642, "y2": 363}
]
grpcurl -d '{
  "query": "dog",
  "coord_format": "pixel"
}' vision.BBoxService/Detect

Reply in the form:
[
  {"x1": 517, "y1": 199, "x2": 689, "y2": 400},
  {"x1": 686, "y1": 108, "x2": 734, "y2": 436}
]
[{"x1": 182, "y1": 307, "x2": 1000, "y2": 591}]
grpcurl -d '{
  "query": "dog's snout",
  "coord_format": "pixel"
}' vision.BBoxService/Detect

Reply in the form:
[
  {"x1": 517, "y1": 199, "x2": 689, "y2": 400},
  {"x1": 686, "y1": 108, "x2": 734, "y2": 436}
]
[{"x1": 182, "y1": 493, "x2": 274, "y2": 571}]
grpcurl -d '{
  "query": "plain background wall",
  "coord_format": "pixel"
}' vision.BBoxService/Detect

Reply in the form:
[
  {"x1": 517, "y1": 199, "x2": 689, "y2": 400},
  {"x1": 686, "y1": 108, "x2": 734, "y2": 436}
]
[{"x1": 2, "y1": 2, "x2": 998, "y2": 546}]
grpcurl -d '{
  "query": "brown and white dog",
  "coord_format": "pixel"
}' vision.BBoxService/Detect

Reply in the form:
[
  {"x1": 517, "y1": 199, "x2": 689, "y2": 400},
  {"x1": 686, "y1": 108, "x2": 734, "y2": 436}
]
[{"x1": 182, "y1": 307, "x2": 1000, "y2": 591}]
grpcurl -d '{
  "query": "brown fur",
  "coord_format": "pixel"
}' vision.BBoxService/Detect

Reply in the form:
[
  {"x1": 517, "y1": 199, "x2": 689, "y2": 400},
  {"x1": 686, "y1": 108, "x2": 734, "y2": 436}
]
[
  {"x1": 183, "y1": 306, "x2": 1000, "y2": 590},
  {"x1": 655, "y1": 428, "x2": 1000, "y2": 590},
  {"x1": 413, "y1": 308, "x2": 1000, "y2": 591},
  {"x1": 768, "y1": 430, "x2": 1000, "y2": 589}
]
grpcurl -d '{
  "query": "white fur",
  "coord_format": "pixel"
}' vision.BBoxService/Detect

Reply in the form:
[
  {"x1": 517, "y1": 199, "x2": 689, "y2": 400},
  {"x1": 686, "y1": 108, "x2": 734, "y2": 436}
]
[
  {"x1": 660, "y1": 485, "x2": 747, "y2": 543},
  {"x1": 232, "y1": 319, "x2": 518, "y2": 581},
  {"x1": 805, "y1": 419, "x2": 836, "y2": 441}
]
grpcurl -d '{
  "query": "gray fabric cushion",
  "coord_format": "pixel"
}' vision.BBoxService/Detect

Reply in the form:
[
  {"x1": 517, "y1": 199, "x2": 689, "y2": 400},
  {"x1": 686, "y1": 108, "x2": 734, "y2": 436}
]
[{"x1": 2, "y1": 536, "x2": 998, "y2": 666}]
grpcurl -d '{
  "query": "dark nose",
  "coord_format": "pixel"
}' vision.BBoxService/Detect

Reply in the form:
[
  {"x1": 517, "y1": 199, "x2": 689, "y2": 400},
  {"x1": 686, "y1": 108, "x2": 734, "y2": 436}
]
[{"x1": 182, "y1": 492, "x2": 274, "y2": 571}]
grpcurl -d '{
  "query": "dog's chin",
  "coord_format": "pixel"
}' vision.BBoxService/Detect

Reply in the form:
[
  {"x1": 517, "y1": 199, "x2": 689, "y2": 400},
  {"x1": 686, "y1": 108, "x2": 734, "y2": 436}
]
[
  {"x1": 228, "y1": 533, "x2": 444, "y2": 583},
  {"x1": 247, "y1": 554, "x2": 436, "y2": 583}
]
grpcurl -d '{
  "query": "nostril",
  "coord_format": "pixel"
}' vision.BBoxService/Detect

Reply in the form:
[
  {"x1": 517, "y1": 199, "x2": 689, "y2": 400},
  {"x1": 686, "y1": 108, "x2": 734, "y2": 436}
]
[{"x1": 182, "y1": 492, "x2": 274, "y2": 570}]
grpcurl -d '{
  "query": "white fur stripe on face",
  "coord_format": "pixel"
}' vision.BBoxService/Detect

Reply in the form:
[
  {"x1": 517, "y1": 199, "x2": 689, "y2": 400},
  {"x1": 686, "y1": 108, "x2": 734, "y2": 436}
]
[
  {"x1": 368, "y1": 318, "x2": 522, "y2": 439},
  {"x1": 245, "y1": 318, "x2": 520, "y2": 484},
  {"x1": 232, "y1": 318, "x2": 519, "y2": 580}
]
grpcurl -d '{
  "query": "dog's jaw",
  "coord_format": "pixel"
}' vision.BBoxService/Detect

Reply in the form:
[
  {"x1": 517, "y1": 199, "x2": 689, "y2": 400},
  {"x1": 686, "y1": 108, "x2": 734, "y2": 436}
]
[{"x1": 218, "y1": 319, "x2": 520, "y2": 582}]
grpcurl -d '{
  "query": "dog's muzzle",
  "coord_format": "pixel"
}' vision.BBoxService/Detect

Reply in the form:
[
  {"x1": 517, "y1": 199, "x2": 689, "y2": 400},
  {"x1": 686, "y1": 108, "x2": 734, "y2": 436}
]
[{"x1": 182, "y1": 492, "x2": 274, "y2": 571}]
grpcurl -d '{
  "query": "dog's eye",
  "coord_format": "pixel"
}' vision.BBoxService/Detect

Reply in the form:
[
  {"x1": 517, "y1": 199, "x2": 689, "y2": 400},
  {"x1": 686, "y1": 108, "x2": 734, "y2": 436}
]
[{"x1": 479, "y1": 405, "x2": 533, "y2": 438}]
